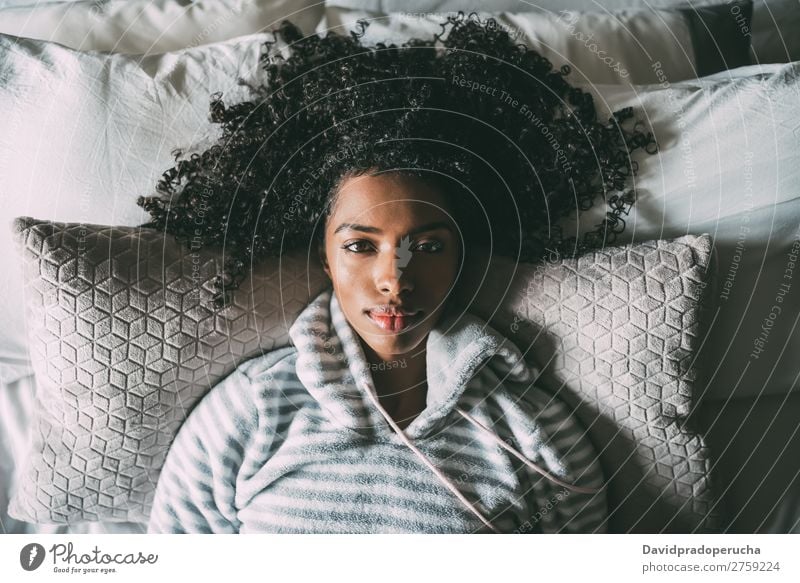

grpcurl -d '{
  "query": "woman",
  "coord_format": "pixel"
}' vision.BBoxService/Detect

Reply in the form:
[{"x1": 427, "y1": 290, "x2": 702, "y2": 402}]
[{"x1": 141, "y1": 13, "x2": 655, "y2": 533}]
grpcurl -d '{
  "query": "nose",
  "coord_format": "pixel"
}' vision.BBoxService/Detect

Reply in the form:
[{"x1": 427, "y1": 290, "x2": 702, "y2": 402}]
[{"x1": 375, "y1": 245, "x2": 414, "y2": 296}]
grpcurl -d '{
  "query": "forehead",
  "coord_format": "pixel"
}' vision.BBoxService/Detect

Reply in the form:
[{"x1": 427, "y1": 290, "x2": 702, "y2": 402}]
[{"x1": 329, "y1": 173, "x2": 451, "y2": 226}]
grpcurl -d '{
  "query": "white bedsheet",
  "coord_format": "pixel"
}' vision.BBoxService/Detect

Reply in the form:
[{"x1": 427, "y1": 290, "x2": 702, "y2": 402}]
[{"x1": 1, "y1": 0, "x2": 798, "y2": 534}]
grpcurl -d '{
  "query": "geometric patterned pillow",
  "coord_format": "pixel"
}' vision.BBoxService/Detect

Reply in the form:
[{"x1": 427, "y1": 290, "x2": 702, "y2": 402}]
[
  {"x1": 8, "y1": 217, "x2": 719, "y2": 531},
  {"x1": 452, "y1": 234, "x2": 721, "y2": 533},
  {"x1": 8, "y1": 217, "x2": 329, "y2": 524}
]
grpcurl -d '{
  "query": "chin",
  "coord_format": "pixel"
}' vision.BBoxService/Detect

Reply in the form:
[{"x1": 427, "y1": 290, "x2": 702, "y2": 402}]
[{"x1": 360, "y1": 330, "x2": 427, "y2": 357}]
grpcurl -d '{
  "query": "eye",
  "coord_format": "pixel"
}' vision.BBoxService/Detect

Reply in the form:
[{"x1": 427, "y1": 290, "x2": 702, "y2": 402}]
[
  {"x1": 341, "y1": 239, "x2": 444, "y2": 254},
  {"x1": 413, "y1": 240, "x2": 444, "y2": 253},
  {"x1": 342, "y1": 240, "x2": 374, "y2": 254}
]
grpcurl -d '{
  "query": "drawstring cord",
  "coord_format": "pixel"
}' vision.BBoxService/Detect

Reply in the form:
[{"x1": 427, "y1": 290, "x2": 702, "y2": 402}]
[
  {"x1": 362, "y1": 384, "x2": 502, "y2": 533},
  {"x1": 361, "y1": 377, "x2": 604, "y2": 533},
  {"x1": 455, "y1": 407, "x2": 605, "y2": 496}
]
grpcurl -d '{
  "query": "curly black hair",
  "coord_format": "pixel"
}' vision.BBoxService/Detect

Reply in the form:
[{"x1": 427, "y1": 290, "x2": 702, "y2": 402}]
[{"x1": 137, "y1": 13, "x2": 657, "y2": 308}]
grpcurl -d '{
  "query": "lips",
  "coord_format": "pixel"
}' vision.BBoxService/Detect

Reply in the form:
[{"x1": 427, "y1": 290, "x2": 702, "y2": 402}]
[{"x1": 365, "y1": 309, "x2": 422, "y2": 332}]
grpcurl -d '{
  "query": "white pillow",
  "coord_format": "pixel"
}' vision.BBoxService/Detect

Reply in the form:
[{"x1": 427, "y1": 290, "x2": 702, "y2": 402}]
[
  {"x1": 572, "y1": 63, "x2": 800, "y2": 401},
  {"x1": 0, "y1": 31, "x2": 270, "y2": 382},
  {"x1": 0, "y1": 0, "x2": 324, "y2": 54},
  {"x1": 328, "y1": 0, "x2": 799, "y2": 65},
  {"x1": 320, "y1": 2, "x2": 754, "y2": 84},
  {"x1": 321, "y1": 7, "x2": 692, "y2": 85},
  {"x1": 0, "y1": 0, "x2": 80, "y2": 7},
  {"x1": 0, "y1": 28, "x2": 797, "y2": 401}
]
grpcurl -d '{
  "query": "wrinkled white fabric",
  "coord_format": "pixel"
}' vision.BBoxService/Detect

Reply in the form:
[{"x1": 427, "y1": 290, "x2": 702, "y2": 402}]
[
  {"x1": 0, "y1": 0, "x2": 324, "y2": 54},
  {"x1": 1, "y1": 18, "x2": 798, "y2": 392}
]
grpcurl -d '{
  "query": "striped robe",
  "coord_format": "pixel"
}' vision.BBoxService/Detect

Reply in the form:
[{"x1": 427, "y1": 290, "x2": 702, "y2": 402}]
[{"x1": 147, "y1": 287, "x2": 607, "y2": 533}]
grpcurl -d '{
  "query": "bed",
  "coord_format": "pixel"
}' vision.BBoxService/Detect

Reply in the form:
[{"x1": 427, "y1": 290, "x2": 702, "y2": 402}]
[{"x1": 1, "y1": 0, "x2": 798, "y2": 534}]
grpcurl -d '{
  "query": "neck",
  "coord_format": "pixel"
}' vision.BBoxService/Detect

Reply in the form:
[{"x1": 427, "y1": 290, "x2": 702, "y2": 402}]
[
  {"x1": 361, "y1": 342, "x2": 426, "y2": 391},
  {"x1": 359, "y1": 340, "x2": 429, "y2": 428}
]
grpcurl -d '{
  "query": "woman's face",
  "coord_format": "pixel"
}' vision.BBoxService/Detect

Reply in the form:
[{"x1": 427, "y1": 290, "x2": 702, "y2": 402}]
[{"x1": 320, "y1": 172, "x2": 461, "y2": 362}]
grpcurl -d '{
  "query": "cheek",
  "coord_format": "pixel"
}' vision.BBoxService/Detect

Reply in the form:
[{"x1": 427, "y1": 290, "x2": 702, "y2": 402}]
[
  {"x1": 326, "y1": 257, "x2": 369, "y2": 317},
  {"x1": 326, "y1": 246, "x2": 460, "y2": 293},
  {"x1": 421, "y1": 251, "x2": 460, "y2": 287},
  {"x1": 327, "y1": 257, "x2": 366, "y2": 288}
]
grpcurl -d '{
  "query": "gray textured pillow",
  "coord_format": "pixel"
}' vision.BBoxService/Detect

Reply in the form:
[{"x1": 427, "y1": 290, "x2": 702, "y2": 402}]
[
  {"x1": 9, "y1": 217, "x2": 719, "y2": 532},
  {"x1": 452, "y1": 235, "x2": 720, "y2": 533},
  {"x1": 9, "y1": 217, "x2": 330, "y2": 524}
]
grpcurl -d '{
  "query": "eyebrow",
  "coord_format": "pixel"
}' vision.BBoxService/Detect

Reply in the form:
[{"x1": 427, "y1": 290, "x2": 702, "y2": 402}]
[{"x1": 333, "y1": 220, "x2": 454, "y2": 237}]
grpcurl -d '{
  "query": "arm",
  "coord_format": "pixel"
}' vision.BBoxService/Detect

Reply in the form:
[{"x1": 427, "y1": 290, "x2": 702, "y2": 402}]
[{"x1": 147, "y1": 366, "x2": 259, "y2": 534}]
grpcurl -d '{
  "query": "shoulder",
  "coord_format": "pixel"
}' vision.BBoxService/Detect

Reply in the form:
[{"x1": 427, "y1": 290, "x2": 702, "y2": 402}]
[
  {"x1": 475, "y1": 374, "x2": 569, "y2": 420},
  {"x1": 479, "y1": 378, "x2": 598, "y2": 469},
  {"x1": 186, "y1": 345, "x2": 301, "y2": 429},
  {"x1": 234, "y1": 345, "x2": 299, "y2": 382},
  {"x1": 234, "y1": 345, "x2": 311, "y2": 417},
  {"x1": 215, "y1": 345, "x2": 300, "y2": 400}
]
